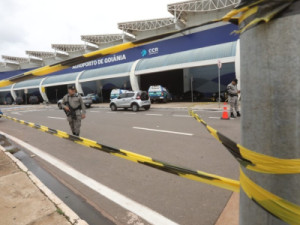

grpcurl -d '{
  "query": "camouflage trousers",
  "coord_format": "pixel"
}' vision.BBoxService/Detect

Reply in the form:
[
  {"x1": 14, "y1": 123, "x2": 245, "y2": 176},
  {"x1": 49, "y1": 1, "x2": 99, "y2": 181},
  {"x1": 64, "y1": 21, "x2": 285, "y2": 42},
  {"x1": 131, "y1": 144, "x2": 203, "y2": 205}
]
[
  {"x1": 67, "y1": 115, "x2": 81, "y2": 136},
  {"x1": 228, "y1": 96, "x2": 239, "y2": 113}
]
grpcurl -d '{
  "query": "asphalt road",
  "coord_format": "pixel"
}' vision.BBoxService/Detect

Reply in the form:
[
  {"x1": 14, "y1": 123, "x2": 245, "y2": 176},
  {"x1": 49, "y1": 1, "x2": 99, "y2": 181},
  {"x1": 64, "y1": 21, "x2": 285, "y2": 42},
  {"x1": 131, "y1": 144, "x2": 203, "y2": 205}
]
[{"x1": 0, "y1": 105, "x2": 241, "y2": 225}]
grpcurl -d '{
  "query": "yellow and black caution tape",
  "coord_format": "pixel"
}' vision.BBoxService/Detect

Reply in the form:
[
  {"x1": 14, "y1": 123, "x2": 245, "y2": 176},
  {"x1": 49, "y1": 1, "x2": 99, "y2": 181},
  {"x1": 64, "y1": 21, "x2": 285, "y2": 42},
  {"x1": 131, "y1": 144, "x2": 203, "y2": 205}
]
[
  {"x1": 0, "y1": 1, "x2": 296, "y2": 88},
  {"x1": 221, "y1": 0, "x2": 296, "y2": 33},
  {"x1": 189, "y1": 110, "x2": 300, "y2": 174},
  {"x1": 2, "y1": 114, "x2": 300, "y2": 224},
  {"x1": 0, "y1": 114, "x2": 240, "y2": 192},
  {"x1": 0, "y1": 21, "x2": 216, "y2": 88},
  {"x1": 240, "y1": 169, "x2": 300, "y2": 225}
]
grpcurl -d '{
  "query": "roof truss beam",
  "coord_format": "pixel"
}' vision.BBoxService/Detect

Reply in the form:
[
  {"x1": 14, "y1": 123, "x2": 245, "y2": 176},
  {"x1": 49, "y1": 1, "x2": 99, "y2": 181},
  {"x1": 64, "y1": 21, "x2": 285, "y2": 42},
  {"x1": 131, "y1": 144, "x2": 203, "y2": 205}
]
[
  {"x1": 118, "y1": 18, "x2": 175, "y2": 32},
  {"x1": 168, "y1": 0, "x2": 240, "y2": 20}
]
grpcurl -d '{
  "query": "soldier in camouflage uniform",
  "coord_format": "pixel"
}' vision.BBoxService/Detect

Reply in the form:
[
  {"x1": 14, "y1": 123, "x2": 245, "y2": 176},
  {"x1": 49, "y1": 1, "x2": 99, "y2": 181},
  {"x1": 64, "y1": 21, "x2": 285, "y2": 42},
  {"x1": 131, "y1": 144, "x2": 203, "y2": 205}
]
[
  {"x1": 227, "y1": 78, "x2": 241, "y2": 118},
  {"x1": 62, "y1": 85, "x2": 86, "y2": 136}
]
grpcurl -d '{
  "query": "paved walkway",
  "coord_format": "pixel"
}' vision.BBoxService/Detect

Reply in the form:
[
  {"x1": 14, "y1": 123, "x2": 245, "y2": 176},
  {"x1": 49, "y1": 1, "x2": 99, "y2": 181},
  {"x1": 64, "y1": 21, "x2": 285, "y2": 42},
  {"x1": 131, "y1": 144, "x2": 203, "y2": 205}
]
[{"x1": 0, "y1": 148, "x2": 87, "y2": 225}]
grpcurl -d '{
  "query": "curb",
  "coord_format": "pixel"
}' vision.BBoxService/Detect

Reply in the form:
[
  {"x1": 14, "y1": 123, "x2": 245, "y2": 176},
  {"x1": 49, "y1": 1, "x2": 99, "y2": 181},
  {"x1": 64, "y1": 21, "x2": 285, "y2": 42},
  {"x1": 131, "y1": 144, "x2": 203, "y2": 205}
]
[{"x1": 0, "y1": 145, "x2": 89, "y2": 225}]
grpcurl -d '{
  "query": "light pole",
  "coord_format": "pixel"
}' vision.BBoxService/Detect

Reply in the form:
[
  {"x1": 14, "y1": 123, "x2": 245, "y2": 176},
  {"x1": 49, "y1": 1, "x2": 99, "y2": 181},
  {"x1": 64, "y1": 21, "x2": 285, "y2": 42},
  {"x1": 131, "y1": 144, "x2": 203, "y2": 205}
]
[
  {"x1": 217, "y1": 60, "x2": 222, "y2": 108},
  {"x1": 191, "y1": 76, "x2": 194, "y2": 102}
]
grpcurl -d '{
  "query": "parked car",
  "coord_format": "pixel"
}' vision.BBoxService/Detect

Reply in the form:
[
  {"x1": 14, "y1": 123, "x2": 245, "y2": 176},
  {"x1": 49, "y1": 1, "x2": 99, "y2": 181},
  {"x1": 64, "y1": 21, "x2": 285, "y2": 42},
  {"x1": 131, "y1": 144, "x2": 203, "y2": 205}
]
[
  {"x1": 148, "y1": 85, "x2": 172, "y2": 103},
  {"x1": 211, "y1": 91, "x2": 228, "y2": 102},
  {"x1": 16, "y1": 97, "x2": 24, "y2": 105},
  {"x1": 110, "y1": 89, "x2": 128, "y2": 100},
  {"x1": 110, "y1": 91, "x2": 150, "y2": 112},
  {"x1": 29, "y1": 96, "x2": 39, "y2": 104},
  {"x1": 57, "y1": 94, "x2": 93, "y2": 109},
  {"x1": 86, "y1": 93, "x2": 101, "y2": 103}
]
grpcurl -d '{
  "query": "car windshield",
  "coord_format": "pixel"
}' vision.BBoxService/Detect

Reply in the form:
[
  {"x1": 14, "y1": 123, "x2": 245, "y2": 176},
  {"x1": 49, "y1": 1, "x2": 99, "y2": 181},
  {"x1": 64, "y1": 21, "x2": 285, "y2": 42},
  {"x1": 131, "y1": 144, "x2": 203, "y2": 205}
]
[{"x1": 149, "y1": 86, "x2": 162, "y2": 92}]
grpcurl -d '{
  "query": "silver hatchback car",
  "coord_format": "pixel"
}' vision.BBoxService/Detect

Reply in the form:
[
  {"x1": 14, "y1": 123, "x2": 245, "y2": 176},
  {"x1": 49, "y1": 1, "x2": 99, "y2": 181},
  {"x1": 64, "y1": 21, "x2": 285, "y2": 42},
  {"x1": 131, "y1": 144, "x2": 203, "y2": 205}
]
[{"x1": 110, "y1": 91, "x2": 151, "y2": 112}]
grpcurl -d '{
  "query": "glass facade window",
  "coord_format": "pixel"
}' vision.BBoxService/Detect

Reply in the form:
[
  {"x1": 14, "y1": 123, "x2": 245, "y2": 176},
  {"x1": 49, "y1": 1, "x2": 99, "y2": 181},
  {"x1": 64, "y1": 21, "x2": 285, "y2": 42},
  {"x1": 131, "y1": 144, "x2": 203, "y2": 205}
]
[{"x1": 188, "y1": 62, "x2": 235, "y2": 99}]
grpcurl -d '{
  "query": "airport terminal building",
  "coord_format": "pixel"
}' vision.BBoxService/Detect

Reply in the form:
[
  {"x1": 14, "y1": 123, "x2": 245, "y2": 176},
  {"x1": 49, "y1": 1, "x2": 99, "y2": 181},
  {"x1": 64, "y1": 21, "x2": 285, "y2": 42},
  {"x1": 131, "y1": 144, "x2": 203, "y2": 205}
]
[{"x1": 0, "y1": 0, "x2": 240, "y2": 104}]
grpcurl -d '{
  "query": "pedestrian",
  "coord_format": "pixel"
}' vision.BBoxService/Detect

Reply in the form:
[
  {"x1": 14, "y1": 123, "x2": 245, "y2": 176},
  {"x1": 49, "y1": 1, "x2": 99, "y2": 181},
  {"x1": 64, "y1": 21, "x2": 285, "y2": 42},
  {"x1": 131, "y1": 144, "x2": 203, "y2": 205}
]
[
  {"x1": 61, "y1": 85, "x2": 86, "y2": 136},
  {"x1": 227, "y1": 78, "x2": 240, "y2": 118}
]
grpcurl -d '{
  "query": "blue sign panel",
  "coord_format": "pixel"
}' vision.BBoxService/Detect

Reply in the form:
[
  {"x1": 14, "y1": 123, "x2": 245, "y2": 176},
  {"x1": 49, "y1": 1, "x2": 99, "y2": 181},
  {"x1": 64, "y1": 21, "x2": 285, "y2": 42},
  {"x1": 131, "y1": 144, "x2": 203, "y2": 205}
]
[
  {"x1": 65, "y1": 24, "x2": 238, "y2": 75},
  {"x1": 0, "y1": 24, "x2": 238, "y2": 79}
]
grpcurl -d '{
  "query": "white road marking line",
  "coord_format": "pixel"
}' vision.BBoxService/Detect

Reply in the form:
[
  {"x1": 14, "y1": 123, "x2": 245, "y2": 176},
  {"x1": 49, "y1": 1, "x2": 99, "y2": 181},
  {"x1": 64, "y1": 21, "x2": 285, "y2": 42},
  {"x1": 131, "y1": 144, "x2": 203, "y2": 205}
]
[
  {"x1": 0, "y1": 131, "x2": 179, "y2": 225},
  {"x1": 133, "y1": 127, "x2": 193, "y2": 136},
  {"x1": 48, "y1": 116, "x2": 65, "y2": 120},
  {"x1": 11, "y1": 112, "x2": 21, "y2": 115},
  {"x1": 145, "y1": 114, "x2": 163, "y2": 116},
  {"x1": 193, "y1": 110, "x2": 223, "y2": 112},
  {"x1": 106, "y1": 112, "x2": 117, "y2": 114},
  {"x1": 172, "y1": 115, "x2": 191, "y2": 118},
  {"x1": 124, "y1": 112, "x2": 136, "y2": 115},
  {"x1": 209, "y1": 116, "x2": 234, "y2": 120},
  {"x1": 15, "y1": 109, "x2": 46, "y2": 113}
]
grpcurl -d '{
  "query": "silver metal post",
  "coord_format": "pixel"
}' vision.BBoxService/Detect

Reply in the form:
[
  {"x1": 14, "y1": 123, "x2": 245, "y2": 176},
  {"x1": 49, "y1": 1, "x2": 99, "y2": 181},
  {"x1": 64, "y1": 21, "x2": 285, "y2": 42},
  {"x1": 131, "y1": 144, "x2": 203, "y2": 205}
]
[
  {"x1": 218, "y1": 67, "x2": 221, "y2": 108},
  {"x1": 191, "y1": 76, "x2": 193, "y2": 102}
]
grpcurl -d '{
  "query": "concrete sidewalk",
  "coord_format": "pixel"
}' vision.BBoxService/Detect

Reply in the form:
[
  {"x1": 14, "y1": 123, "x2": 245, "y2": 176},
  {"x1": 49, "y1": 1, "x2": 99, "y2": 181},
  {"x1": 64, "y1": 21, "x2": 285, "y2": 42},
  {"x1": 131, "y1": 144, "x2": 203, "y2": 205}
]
[{"x1": 0, "y1": 148, "x2": 88, "y2": 225}]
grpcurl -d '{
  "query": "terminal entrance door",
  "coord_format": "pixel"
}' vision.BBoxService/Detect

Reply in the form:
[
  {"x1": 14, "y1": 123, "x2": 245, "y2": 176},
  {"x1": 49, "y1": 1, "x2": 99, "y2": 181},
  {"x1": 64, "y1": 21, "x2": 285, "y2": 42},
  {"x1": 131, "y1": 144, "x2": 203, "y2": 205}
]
[{"x1": 140, "y1": 69, "x2": 183, "y2": 101}]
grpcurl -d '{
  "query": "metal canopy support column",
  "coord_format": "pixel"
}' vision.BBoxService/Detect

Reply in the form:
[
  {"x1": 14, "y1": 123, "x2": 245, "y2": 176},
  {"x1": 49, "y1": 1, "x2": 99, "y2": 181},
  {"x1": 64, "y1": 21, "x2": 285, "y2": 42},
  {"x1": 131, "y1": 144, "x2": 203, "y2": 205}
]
[
  {"x1": 10, "y1": 84, "x2": 17, "y2": 101},
  {"x1": 39, "y1": 78, "x2": 49, "y2": 103},
  {"x1": 234, "y1": 39, "x2": 241, "y2": 90},
  {"x1": 129, "y1": 60, "x2": 141, "y2": 91},
  {"x1": 75, "y1": 71, "x2": 85, "y2": 94}
]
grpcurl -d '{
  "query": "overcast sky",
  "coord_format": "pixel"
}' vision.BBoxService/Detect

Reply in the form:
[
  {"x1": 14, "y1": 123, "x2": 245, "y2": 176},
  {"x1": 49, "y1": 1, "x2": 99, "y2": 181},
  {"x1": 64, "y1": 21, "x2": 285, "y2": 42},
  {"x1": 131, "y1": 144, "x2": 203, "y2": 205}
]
[{"x1": 0, "y1": 0, "x2": 179, "y2": 58}]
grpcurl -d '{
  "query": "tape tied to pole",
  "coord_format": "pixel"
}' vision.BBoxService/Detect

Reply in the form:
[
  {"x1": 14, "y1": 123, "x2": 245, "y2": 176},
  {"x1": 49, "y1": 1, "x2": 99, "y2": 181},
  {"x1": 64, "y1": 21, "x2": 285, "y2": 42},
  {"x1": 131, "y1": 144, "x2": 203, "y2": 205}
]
[
  {"x1": 2, "y1": 112, "x2": 300, "y2": 224},
  {"x1": 240, "y1": 169, "x2": 300, "y2": 225},
  {"x1": 189, "y1": 109, "x2": 300, "y2": 174}
]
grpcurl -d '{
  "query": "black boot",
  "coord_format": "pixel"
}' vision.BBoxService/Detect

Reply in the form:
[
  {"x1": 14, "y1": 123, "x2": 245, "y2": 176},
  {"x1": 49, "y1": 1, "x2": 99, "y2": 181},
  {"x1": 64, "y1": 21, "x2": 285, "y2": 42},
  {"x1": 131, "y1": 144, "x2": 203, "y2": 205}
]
[
  {"x1": 237, "y1": 111, "x2": 241, "y2": 117},
  {"x1": 230, "y1": 112, "x2": 236, "y2": 118}
]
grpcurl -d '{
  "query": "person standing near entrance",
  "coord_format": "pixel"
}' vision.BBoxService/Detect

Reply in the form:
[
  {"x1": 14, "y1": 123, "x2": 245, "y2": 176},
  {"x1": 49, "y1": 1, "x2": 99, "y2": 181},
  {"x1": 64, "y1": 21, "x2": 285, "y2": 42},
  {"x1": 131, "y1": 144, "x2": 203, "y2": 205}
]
[
  {"x1": 227, "y1": 78, "x2": 240, "y2": 118},
  {"x1": 62, "y1": 85, "x2": 86, "y2": 136}
]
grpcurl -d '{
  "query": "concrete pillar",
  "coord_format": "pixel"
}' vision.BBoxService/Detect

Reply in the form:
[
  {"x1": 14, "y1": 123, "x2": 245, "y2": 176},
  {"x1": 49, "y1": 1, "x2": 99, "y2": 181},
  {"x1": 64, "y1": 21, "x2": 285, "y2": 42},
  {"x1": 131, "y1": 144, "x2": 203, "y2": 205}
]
[
  {"x1": 240, "y1": 11, "x2": 300, "y2": 225},
  {"x1": 39, "y1": 78, "x2": 49, "y2": 103},
  {"x1": 75, "y1": 71, "x2": 85, "y2": 94},
  {"x1": 129, "y1": 60, "x2": 141, "y2": 91},
  {"x1": 183, "y1": 68, "x2": 191, "y2": 93},
  {"x1": 234, "y1": 39, "x2": 241, "y2": 90},
  {"x1": 10, "y1": 84, "x2": 17, "y2": 101}
]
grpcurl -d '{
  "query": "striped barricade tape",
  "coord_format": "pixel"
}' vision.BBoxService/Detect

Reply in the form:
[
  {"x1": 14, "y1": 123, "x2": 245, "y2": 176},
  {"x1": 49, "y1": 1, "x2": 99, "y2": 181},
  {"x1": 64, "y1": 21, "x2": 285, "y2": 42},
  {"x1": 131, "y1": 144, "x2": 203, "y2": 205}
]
[
  {"x1": 1, "y1": 114, "x2": 240, "y2": 192},
  {"x1": 2, "y1": 113, "x2": 300, "y2": 224},
  {"x1": 189, "y1": 110, "x2": 300, "y2": 174}
]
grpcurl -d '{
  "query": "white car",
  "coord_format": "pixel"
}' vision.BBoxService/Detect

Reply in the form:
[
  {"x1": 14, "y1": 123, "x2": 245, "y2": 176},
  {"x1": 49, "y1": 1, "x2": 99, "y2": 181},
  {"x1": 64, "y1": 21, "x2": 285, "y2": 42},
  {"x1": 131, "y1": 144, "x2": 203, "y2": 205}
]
[{"x1": 110, "y1": 91, "x2": 151, "y2": 112}]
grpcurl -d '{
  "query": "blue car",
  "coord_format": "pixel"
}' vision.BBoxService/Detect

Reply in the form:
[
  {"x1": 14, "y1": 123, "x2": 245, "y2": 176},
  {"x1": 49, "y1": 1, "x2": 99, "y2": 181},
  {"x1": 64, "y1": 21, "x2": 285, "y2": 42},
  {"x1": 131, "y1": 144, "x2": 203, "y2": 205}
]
[
  {"x1": 148, "y1": 85, "x2": 172, "y2": 103},
  {"x1": 0, "y1": 109, "x2": 3, "y2": 117},
  {"x1": 110, "y1": 89, "x2": 128, "y2": 100},
  {"x1": 86, "y1": 93, "x2": 101, "y2": 103}
]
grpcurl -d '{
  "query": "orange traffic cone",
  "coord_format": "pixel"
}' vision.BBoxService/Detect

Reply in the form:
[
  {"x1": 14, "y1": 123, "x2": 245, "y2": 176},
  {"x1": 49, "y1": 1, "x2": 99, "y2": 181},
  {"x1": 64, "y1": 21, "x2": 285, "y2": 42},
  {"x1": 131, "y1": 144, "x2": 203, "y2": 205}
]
[{"x1": 221, "y1": 102, "x2": 230, "y2": 120}]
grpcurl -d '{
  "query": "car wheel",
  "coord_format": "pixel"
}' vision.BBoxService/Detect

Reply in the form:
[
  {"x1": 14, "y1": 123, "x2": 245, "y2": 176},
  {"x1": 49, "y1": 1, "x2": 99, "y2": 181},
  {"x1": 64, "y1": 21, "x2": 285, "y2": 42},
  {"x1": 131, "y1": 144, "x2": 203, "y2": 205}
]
[
  {"x1": 85, "y1": 104, "x2": 91, "y2": 108},
  {"x1": 144, "y1": 106, "x2": 150, "y2": 110},
  {"x1": 151, "y1": 100, "x2": 154, "y2": 104},
  {"x1": 163, "y1": 98, "x2": 167, "y2": 103},
  {"x1": 58, "y1": 103, "x2": 62, "y2": 110},
  {"x1": 110, "y1": 104, "x2": 117, "y2": 111},
  {"x1": 124, "y1": 108, "x2": 128, "y2": 111},
  {"x1": 132, "y1": 104, "x2": 139, "y2": 112}
]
